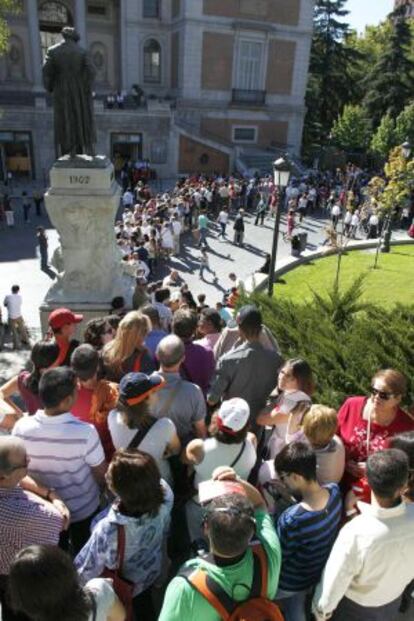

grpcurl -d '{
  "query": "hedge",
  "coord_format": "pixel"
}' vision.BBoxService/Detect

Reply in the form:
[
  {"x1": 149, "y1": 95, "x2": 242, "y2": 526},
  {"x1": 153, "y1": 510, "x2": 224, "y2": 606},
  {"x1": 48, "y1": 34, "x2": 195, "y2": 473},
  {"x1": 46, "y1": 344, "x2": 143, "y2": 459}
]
[{"x1": 248, "y1": 288, "x2": 414, "y2": 410}]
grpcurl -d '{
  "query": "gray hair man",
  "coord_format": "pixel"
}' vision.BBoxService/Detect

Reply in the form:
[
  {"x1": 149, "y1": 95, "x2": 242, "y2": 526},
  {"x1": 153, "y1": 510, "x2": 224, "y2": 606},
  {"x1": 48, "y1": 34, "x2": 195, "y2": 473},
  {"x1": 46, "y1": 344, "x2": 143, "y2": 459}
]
[
  {"x1": 0, "y1": 437, "x2": 66, "y2": 611},
  {"x1": 151, "y1": 335, "x2": 207, "y2": 444}
]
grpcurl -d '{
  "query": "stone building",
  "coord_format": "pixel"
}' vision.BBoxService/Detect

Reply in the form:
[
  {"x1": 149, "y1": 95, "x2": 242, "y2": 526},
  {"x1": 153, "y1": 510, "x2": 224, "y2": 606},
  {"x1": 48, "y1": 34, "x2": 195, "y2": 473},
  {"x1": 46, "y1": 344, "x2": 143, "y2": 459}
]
[{"x1": 0, "y1": 0, "x2": 314, "y2": 182}]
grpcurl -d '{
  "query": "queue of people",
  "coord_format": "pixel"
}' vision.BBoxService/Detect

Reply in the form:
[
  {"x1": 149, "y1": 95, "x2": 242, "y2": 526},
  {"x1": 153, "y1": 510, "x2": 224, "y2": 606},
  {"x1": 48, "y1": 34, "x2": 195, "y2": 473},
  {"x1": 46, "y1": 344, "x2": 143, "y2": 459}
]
[{"x1": 0, "y1": 290, "x2": 413, "y2": 621}]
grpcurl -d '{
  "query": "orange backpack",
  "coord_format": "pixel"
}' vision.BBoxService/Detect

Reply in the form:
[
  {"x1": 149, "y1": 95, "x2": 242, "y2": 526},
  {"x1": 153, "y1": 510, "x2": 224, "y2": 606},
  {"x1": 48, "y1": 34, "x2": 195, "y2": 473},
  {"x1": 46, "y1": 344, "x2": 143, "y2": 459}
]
[{"x1": 181, "y1": 544, "x2": 284, "y2": 621}]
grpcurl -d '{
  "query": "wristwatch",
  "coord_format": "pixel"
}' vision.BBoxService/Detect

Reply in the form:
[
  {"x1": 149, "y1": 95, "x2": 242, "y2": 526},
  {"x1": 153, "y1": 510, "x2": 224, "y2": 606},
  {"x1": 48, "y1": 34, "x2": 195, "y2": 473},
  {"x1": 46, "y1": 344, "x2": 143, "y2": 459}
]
[{"x1": 46, "y1": 488, "x2": 56, "y2": 501}]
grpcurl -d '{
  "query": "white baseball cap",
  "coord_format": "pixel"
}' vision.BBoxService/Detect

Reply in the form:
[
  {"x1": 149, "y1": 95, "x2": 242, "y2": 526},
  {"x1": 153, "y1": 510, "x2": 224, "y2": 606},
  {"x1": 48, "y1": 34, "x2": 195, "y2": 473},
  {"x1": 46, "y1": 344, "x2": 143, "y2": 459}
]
[{"x1": 217, "y1": 398, "x2": 250, "y2": 433}]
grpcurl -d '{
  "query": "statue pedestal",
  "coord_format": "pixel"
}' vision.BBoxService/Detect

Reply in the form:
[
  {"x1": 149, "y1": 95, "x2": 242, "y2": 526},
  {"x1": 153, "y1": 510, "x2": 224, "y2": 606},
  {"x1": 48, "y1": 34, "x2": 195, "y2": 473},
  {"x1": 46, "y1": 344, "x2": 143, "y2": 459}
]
[{"x1": 40, "y1": 155, "x2": 134, "y2": 336}]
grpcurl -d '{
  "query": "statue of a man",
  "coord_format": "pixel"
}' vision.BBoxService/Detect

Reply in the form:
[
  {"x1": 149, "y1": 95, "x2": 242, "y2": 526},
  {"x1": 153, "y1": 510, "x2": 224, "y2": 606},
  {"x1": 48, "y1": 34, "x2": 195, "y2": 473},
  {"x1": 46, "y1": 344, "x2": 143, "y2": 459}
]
[{"x1": 43, "y1": 27, "x2": 96, "y2": 157}]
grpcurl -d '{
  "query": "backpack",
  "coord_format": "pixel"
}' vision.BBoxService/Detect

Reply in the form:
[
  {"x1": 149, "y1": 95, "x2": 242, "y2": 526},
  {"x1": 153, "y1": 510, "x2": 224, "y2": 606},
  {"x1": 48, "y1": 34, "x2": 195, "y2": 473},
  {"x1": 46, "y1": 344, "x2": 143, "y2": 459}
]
[{"x1": 180, "y1": 544, "x2": 284, "y2": 621}]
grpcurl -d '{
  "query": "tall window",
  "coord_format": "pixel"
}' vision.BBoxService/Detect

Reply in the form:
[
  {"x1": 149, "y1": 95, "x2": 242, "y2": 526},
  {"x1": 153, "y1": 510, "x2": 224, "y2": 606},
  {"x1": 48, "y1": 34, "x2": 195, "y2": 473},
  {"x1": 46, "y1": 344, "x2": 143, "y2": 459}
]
[
  {"x1": 144, "y1": 39, "x2": 161, "y2": 83},
  {"x1": 143, "y1": 0, "x2": 160, "y2": 18},
  {"x1": 39, "y1": 1, "x2": 72, "y2": 60},
  {"x1": 236, "y1": 40, "x2": 263, "y2": 91}
]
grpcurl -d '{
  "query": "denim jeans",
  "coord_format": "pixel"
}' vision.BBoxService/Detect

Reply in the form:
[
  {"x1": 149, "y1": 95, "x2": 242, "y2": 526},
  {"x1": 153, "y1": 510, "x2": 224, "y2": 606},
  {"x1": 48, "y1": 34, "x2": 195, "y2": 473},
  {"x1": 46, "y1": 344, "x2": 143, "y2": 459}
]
[
  {"x1": 276, "y1": 587, "x2": 309, "y2": 621},
  {"x1": 198, "y1": 228, "x2": 208, "y2": 246}
]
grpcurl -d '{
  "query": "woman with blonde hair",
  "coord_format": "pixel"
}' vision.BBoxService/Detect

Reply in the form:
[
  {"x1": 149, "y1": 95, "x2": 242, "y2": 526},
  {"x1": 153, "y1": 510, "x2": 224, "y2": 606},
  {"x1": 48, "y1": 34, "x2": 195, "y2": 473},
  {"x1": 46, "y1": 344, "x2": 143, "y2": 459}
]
[{"x1": 102, "y1": 311, "x2": 156, "y2": 382}]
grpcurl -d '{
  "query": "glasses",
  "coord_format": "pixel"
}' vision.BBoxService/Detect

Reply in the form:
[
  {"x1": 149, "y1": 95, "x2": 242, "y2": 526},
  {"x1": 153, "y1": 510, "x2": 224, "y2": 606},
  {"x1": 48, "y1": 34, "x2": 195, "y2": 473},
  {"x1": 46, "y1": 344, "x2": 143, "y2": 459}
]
[{"x1": 370, "y1": 386, "x2": 396, "y2": 401}]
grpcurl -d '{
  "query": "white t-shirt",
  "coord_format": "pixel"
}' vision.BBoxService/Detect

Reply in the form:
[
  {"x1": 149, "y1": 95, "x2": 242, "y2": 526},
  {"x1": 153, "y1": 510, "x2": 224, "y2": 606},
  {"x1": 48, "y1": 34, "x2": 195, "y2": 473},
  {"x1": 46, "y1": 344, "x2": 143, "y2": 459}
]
[
  {"x1": 193, "y1": 436, "x2": 256, "y2": 493},
  {"x1": 218, "y1": 211, "x2": 228, "y2": 224},
  {"x1": 108, "y1": 411, "x2": 176, "y2": 483},
  {"x1": 86, "y1": 578, "x2": 115, "y2": 621},
  {"x1": 3, "y1": 293, "x2": 23, "y2": 319}
]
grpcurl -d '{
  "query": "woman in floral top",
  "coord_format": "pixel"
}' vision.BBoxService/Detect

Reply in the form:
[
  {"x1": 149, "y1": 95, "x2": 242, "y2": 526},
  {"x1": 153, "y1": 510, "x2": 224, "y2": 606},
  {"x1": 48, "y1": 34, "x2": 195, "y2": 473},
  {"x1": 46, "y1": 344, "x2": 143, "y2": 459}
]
[{"x1": 75, "y1": 449, "x2": 173, "y2": 621}]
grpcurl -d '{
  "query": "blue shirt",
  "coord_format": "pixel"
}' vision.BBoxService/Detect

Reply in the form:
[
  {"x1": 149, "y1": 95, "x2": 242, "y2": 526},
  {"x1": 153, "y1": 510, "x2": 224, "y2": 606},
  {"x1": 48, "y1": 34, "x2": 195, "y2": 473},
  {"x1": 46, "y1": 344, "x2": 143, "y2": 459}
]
[
  {"x1": 277, "y1": 483, "x2": 342, "y2": 592},
  {"x1": 145, "y1": 329, "x2": 168, "y2": 359},
  {"x1": 75, "y1": 480, "x2": 173, "y2": 595}
]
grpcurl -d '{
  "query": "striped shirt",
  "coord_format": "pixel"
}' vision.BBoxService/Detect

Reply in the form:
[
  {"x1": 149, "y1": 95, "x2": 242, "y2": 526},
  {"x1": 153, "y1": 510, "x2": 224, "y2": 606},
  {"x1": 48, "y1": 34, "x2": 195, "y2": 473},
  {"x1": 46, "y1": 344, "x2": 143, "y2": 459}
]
[
  {"x1": 13, "y1": 411, "x2": 105, "y2": 522},
  {"x1": 277, "y1": 483, "x2": 342, "y2": 591},
  {"x1": 0, "y1": 486, "x2": 62, "y2": 574}
]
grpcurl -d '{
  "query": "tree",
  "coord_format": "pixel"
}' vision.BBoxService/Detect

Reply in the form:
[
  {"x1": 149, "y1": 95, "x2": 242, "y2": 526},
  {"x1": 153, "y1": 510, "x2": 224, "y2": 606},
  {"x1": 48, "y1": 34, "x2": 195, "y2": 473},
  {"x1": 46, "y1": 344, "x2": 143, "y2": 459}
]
[
  {"x1": 347, "y1": 22, "x2": 393, "y2": 104},
  {"x1": 303, "y1": 0, "x2": 362, "y2": 149},
  {"x1": 380, "y1": 146, "x2": 414, "y2": 214},
  {"x1": 395, "y1": 102, "x2": 414, "y2": 145},
  {"x1": 0, "y1": 0, "x2": 19, "y2": 55},
  {"x1": 370, "y1": 114, "x2": 396, "y2": 160},
  {"x1": 364, "y1": 9, "x2": 414, "y2": 127},
  {"x1": 331, "y1": 104, "x2": 371, "y2": 152}
]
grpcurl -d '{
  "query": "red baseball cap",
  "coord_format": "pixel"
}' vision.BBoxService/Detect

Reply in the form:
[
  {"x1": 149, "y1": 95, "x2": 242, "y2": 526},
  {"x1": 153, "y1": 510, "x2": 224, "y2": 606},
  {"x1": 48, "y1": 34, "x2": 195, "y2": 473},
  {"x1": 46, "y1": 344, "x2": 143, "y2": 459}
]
[{"x1": 48, "y1": 307, "x2": 83, "y2": 330}]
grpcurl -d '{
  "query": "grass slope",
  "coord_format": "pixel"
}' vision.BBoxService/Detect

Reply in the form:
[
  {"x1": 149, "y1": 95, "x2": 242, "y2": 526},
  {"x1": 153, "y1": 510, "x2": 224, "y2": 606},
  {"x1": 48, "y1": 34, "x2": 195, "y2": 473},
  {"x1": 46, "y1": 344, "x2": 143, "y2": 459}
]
[{"x1": 275, "y1": 245, "x2": 414, "y2": 308}]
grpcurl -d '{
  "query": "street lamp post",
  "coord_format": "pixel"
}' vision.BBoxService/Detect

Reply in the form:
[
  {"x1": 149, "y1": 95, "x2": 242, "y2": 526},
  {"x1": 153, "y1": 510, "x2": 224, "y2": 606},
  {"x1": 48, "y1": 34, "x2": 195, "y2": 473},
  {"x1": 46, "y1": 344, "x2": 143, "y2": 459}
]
[
  {"x1": 381, "y1": 140, "x2": 411, "y2": 253},
  {"x1": 267, "y1": 156, "x2": 291, "y2": 297}
]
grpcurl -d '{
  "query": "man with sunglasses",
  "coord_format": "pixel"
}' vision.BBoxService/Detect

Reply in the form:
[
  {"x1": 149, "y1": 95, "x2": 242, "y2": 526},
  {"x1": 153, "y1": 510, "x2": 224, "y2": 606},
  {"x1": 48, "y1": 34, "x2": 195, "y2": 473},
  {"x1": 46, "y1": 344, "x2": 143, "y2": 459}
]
[{"x1": 0, "y1": 437, "x2": 66, "y2": 620}]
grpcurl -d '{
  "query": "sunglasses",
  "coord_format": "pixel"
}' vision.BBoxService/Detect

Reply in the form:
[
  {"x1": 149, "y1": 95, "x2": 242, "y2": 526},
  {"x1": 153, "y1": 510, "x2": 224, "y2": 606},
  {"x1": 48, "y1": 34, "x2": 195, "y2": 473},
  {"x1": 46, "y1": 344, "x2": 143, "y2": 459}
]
[
  {"x1": 370, "y1": 386, "x2": 396, "y2": 401},
  {"x1": 7, "y1": 456, "x2": 30, "y2": 473}
]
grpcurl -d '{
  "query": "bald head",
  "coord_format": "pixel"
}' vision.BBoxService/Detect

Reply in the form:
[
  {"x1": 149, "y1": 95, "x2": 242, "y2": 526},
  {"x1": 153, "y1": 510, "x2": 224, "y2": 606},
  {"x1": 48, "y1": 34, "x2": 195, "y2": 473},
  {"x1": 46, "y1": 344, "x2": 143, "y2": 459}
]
[
  {"x1": 0, "y1": 436, "x2": 26, "y2": 481},
  {"x1": 156, "y1": 335, "x2": 185, "y2": 370}
]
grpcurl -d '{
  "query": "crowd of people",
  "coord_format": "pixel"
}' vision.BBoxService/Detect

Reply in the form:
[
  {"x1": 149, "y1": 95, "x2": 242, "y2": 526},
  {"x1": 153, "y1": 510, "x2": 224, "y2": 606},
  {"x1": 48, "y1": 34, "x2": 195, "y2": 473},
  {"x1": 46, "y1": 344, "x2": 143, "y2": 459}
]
[
  {"x1": 1, "y1": 289, "x2": 414, "y2": 621},
  {"x1": 110, "y1": 164, "x2": 414, "y2": 288},
  {"x1": 1, "y1": 164, "x2": 414, "y2": 621}
]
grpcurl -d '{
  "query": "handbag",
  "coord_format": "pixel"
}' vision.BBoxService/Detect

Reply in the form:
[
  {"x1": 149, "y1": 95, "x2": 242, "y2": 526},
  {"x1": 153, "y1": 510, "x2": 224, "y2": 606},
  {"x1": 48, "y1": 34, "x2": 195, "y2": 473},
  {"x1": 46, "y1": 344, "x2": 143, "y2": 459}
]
[
  {"x1": 128, "y1": 416, "x2": 157, "y2": 449},
  {"x1": 101, "y1": 525, "x2": 134, "y2": 621}
]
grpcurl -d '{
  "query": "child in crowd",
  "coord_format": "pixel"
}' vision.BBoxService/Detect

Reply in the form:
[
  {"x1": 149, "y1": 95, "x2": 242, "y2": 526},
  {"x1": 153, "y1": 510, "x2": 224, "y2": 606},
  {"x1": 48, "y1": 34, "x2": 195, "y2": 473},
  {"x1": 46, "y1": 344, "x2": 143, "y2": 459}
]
[
  {"x1": 71, "y1": 344, "x2": 118, "y2": 461},
  {"x1": 199, "y1": 248, "x2": 215, "y2": 280}
]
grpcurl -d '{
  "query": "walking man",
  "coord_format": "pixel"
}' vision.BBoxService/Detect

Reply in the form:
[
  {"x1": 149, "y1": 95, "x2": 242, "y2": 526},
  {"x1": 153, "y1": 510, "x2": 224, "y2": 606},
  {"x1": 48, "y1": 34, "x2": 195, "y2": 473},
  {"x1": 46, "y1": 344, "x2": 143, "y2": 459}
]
[
  {"x1": 233, "y1": 209, "x2": 245, "y2": 247},
  {"x1": 198, "y1": 209, "x2": 209, "y2": 247},
  {"x1": 37, "y1": 226, "x2": 57, "y2": 280},
  {"x1": 217, "y1": 208, "x2": 228, "y2": 239}
]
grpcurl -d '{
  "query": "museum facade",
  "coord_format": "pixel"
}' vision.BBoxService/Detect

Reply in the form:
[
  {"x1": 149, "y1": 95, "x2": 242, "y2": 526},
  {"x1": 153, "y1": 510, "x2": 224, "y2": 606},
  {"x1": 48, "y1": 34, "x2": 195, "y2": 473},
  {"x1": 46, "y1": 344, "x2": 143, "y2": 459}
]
[{"x1": 0, "y1": 0, "x2": 314, "y2": 182}]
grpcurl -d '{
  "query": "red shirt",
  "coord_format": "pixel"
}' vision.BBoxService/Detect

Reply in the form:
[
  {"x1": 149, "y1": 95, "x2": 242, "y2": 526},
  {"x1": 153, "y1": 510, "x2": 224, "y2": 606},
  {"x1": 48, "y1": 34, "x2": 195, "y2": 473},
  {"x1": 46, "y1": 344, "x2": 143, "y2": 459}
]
[
  {"x1": 337, "y1": 396, "x2": 414, "y2": 465},
  {"x1": 71, "y1": 386, "x2": 114, "y2": 461}
]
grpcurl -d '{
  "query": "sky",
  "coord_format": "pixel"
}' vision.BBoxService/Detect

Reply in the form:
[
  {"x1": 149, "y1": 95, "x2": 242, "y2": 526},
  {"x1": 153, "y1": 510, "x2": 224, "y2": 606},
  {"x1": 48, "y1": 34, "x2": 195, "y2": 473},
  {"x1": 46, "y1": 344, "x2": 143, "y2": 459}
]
[{"x1": 345, "y1": 0, "x2": 395, "y2": 33}]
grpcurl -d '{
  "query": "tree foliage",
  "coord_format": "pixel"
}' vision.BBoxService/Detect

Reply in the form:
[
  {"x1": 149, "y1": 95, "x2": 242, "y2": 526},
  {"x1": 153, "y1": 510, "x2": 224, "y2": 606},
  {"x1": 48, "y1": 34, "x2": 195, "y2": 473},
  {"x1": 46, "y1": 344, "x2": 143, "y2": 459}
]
[
  {"x1": 370, "y1": 114, "x2": 396, "y2": 160},
  {"x1": 380, "y1": 146, "x2": 414, "y2": 213},
  {"x1": 247, "y1": 289, "x2": 414, "y2": 410},
  {"x1": 331, "y1": 105, "x2": 371, "y2": 152},
  {"x1": 303, "y1": 0, "x2": 362, "y2": 149},
  {"x1": 395, "y1": 102, "x2": 414, "y2": 145},
  {"x1": 363, "y1": 8, "x2": 414, "y2": 127},
  {"x1": 0, "y1": 0, "x2": 19, "y2": 55}
]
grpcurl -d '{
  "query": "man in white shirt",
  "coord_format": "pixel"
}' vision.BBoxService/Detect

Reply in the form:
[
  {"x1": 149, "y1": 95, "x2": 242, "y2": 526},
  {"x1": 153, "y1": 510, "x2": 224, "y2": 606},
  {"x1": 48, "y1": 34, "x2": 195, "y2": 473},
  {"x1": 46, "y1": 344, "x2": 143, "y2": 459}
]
[
  {"x1": 217, "y1": 208, "x2": 229, "y2": 239},
  {"x1": 171, "y1": 215, "x2": 182, "y2": 255},
  {"x1": 313, "y1": 449, "x2": 414, "y2": 621},
  {"x1": 122, "y1": 188, "x2": 134, "y2": 209},
  {"x1": 3, "y1": 285, "x2": 30, "y2": 349}
]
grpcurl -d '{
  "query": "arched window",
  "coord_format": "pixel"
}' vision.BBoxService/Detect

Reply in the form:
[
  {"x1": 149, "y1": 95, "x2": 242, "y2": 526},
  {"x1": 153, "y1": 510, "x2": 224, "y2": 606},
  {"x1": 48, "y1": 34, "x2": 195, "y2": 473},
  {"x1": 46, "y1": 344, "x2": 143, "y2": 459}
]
[
  {"x1": 143, "y1": 0, "x2": 160, "y2": 18},
  {"x1": 39, "y1": 1, "x2": 73, "y2": 60},
  {"x1": 143, "y1": 39, "x2": 161, "y2": 83}
]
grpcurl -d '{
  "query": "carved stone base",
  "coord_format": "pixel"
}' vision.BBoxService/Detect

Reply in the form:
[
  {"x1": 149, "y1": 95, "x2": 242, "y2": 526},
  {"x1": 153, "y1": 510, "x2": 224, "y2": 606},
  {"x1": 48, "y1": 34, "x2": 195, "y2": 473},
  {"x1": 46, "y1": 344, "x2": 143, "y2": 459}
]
[{"x1": 43, "y1": 155, "x2": 134, "y2": 307}]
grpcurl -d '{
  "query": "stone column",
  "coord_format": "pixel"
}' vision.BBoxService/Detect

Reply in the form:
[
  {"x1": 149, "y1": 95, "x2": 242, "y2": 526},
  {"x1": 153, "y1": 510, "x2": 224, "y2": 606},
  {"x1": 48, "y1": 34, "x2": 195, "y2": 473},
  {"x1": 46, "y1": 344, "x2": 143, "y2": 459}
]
[
  {"x1": 26, "y1": 0, "x2": 43, "y2": 91},
  {"x1": 75, "y1": 0, "x2": 87, "y2": 47},
  {"x1": 119, "y1": 0, "x2": 128, "y2": 91}
]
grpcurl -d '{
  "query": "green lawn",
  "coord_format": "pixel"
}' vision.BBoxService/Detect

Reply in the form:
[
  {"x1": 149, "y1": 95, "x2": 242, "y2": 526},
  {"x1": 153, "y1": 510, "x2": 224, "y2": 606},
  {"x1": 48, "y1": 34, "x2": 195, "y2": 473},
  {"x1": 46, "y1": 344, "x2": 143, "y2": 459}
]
[{"x1": 275, "y1": 244, "x2": 414, "y2": 308}]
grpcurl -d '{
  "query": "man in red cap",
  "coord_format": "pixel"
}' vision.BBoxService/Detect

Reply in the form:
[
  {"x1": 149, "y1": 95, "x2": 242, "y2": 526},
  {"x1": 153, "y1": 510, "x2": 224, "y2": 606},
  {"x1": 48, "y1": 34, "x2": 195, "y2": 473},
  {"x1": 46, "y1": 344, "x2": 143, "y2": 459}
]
[{"x1": 48, "y1": 307, "x2": 83, "y2": 366}]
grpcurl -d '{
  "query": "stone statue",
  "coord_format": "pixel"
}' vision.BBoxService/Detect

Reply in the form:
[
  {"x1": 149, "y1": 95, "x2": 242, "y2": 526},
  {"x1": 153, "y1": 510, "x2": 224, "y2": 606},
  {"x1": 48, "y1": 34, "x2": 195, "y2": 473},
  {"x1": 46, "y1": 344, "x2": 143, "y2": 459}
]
[{"x1": 43, "y1": 27, "x2": 96, "y2": 157}]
